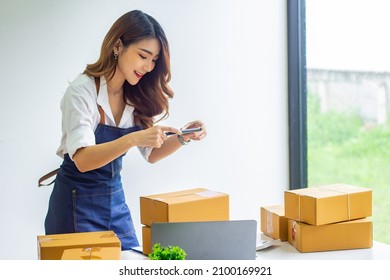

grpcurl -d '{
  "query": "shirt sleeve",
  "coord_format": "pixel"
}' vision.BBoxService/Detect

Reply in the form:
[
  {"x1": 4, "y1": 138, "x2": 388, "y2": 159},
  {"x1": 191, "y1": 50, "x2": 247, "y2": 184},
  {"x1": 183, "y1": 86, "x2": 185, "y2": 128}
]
[
  {"x1": 138, "y1": 146, "x2": 153, "y2": 161},
  {"x1": 61, "y1": 85, "x2": 96, "y2": 160}
]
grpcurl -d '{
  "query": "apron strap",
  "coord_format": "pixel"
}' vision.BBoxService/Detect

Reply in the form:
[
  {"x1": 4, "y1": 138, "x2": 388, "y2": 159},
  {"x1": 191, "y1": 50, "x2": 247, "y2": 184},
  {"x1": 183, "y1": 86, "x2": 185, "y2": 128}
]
[{"x1": 38, "y1": 168, "x2": 60, "y2": 187}]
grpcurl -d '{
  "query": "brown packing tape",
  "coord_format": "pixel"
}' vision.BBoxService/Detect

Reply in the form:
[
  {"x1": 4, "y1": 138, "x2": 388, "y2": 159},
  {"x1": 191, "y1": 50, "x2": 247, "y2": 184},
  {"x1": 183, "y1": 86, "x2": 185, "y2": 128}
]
[
  {"x1": 266, "y1": 211, "x2": 273, "y2": 236},
  {"x1": 322, "y1": 185, "x2": 369, "y2": 220},
  {"x1": 84, "y1": 247, "x2": 104, "y2": 260},
  {"x1": 83, "y1": 248, "x2": 100, "y2": 259},
  {"x1": 319, "y1": 185, "x2": 352, "y2": 219},
  {"x1": 298, "y1": 194, "x2": 301, "y2": 221},
  {"x1": 61, "y1": 247, "x2": 121, "y2": 260},
  {"x1": 294, "y1": 187, "x2": 327, "y2": 222},
  {"x1": 297, "y1": 192, "x2": 351, "y2": 221},
  {"x1": 322, "y1": 184, "x2": 373, "y2": 218},
  {"x1": 285, "y1": 188, "x2": 319, "y2": 222}
]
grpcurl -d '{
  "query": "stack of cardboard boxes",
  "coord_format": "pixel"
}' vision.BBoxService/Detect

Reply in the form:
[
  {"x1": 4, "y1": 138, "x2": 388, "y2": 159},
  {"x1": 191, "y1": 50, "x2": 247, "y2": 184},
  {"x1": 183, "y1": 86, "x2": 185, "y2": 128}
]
[
  {"x1": 139, "y1": 188, "x2": 230, "y2": 255},
  {"x1": 37, "y1": 184, "x2": 372, "y2": 258},
  {"x1": 261, "y1": 184, "x2": 373, "y2": 252}
]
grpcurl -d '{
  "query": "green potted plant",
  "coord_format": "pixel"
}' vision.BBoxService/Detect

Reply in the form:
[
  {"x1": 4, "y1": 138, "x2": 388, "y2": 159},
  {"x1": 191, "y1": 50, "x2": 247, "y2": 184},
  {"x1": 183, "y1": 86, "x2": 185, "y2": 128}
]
[{"x1": 148, "y1": 243, "x2": 187, "y2": 260}]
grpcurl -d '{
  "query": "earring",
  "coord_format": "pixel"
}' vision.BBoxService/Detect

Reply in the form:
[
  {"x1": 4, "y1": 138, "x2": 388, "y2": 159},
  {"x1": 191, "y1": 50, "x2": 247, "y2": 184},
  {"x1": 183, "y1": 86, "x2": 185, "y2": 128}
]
[{"x1": 114, "y1": 53, "x2": 118, "y2": 60}]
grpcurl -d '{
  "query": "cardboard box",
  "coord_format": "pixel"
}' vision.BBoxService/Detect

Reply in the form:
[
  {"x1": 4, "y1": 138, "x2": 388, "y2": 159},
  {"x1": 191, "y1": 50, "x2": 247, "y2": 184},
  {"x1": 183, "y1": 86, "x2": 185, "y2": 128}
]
[
  {"x1": 288, "y1": 218, "x2": 373, "y2": 253},
  {"x1": 284, "y1": 184, "x2": 372, "y2": 225},
  {"x1": 140, "y1": 188, "x2": 229, "y2": 226},
  {"x1": 142, "y1": 226, "x2": 152, "y2": 255},
  {"x1": 60, "y1": 247, "x2": 120, "y2": 260},
  {"x1": 260, "y1": 205, "x2": 288, "y2": 241},
  {"x1": 37, "y1": 231, "x2": 121, "y2": 260}
]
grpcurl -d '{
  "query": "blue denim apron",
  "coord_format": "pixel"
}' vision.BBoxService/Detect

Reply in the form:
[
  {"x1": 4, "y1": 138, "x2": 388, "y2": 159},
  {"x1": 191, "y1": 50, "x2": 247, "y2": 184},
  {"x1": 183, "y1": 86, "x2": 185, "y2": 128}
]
[{"x1": 45, "y1": 79, "x2": 141, "y2": 250}]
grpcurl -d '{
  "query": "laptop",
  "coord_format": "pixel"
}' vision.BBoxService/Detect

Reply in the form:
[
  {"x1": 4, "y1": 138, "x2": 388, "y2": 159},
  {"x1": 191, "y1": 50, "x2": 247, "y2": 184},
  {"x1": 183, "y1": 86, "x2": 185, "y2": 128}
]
[{"x1": 151, "y1": 220, "x2": 257, "y2": 260}]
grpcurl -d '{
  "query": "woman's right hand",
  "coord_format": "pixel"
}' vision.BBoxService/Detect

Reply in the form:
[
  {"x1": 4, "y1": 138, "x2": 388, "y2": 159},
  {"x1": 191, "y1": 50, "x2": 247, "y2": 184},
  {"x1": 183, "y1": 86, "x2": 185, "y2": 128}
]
[{"x1": 131, "y1": 125, "x2": 181, "y2": 148}]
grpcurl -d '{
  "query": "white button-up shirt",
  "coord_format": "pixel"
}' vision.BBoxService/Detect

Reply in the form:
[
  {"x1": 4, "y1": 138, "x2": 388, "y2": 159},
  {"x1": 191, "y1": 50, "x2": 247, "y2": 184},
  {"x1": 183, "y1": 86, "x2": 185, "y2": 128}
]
[{"x1": 56, "y1": 74, "x2": 152, "y2": 161}]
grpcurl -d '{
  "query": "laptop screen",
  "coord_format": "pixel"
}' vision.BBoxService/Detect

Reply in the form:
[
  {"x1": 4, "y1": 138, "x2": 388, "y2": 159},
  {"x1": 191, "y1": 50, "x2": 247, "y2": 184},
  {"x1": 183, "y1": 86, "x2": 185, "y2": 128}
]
[{"x1": 151, "y1": 220, "x2": 257, "y2": 260}]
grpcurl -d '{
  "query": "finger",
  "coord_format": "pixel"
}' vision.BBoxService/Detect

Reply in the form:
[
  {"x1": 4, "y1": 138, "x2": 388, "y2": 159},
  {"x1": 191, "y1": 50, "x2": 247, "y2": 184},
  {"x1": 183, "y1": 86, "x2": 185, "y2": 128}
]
[
  {"x1": 161, "y1": 132, "x2": 168, "y2": 141},
  {"x1": 154, "y1": 137, "x2": 163, "y2": 148},
  {"x1": 195, "y1": 131, "x2": 207, "y2": 141},
  {"x1": 185, "y1": 121, "x2": 204, "y2": 129},
  {"x1": 161, "y1": 126, "x2": 182, "y2": 135}
]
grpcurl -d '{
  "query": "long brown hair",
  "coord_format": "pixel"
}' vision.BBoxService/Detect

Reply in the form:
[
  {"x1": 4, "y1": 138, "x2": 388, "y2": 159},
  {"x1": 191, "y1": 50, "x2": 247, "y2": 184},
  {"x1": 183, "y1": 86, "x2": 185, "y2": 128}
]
[{"x1": 84, "y1": 10, "x2": 173, "y2": 128}]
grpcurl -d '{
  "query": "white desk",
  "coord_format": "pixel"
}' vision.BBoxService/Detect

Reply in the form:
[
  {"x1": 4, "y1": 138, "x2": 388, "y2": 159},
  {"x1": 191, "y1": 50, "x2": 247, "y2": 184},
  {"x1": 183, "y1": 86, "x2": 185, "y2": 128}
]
[
  {"x1": 255, "y1": 240, "x2": 390, "y2": 260},
  {"x1": 121, "y1": 240, "x2": 390, "y2": 260}
]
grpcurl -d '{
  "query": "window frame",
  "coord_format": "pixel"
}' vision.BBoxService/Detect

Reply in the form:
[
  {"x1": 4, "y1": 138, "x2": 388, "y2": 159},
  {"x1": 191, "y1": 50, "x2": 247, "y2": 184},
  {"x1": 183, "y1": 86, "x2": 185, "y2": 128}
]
[{"x1": 287, "y1": 0, "x2": 307, "y2": 190}]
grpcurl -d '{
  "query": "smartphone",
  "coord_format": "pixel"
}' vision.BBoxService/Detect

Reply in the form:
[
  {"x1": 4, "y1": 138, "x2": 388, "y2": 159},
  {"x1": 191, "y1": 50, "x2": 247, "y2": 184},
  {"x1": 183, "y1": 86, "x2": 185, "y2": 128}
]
[{"x1": 166, "y1": 127, "x2": 202, "y2": 136}]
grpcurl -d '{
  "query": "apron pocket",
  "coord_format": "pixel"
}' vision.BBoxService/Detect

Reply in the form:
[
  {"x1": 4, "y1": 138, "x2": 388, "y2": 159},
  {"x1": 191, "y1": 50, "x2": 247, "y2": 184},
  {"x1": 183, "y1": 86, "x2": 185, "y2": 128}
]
[{"x1": 72, "y1": 187, "x2": 111, "y2": 232}]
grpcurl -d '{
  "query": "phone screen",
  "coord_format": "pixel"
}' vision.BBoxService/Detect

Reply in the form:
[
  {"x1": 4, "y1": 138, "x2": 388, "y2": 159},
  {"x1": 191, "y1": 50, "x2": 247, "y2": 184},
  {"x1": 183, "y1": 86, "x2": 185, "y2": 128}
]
[
  {"x1": 181, "y1": 127, "x2": 202, "y2": 134},
  {"x1": 165, "y1": 127, "x2": 202, "y2": 136}
]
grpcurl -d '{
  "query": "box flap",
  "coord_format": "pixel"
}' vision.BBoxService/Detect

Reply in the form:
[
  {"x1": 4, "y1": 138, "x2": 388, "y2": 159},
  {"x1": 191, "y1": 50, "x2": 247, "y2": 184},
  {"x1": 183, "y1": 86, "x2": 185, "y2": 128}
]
[
  {"x1": 261, "y1": 205, "x2": 285, "y2": 216},
  {"x1": 37, "y1": 231, "x2": 119, "y2": 248},
  {"x1": 144, "y1": 189, "x2": 228, "y2": 205},
  {"x1": 320, "y1": 183, "x2": 372, "y2": 194}
]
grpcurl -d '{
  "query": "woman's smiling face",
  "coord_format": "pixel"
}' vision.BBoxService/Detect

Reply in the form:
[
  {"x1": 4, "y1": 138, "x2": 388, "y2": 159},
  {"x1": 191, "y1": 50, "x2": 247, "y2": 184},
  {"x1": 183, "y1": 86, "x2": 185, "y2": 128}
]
[{"x1": 116, "y1": 38, "x2": 161, "y2": 85}]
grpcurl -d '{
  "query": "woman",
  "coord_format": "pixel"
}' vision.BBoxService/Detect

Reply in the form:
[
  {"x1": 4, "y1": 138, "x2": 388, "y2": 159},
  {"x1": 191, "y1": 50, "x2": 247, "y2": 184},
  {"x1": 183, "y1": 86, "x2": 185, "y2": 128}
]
[{"x1": 44, "y1": 10, "x2": 206, "y2": 250}]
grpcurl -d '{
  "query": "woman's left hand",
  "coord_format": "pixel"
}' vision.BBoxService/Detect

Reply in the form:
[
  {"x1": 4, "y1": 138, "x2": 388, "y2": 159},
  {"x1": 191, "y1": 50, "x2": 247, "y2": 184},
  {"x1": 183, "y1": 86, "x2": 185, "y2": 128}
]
[{"x1": 181, "y1": 120, "x2": 207, "y2": 142}]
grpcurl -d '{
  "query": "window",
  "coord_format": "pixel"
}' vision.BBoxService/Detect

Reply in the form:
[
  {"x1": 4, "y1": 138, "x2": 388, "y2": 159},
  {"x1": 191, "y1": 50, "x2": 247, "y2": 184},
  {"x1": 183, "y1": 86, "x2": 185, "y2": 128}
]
[{"x1": 289, "y1": 0, "x2": 390, "y2": 244}]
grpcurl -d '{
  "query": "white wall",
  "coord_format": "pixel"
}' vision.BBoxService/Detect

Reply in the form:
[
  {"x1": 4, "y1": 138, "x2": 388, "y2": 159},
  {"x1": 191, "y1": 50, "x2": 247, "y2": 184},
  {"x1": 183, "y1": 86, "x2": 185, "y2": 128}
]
[{"x1": 0, "y1": 0, "x2": 288, "y2": 259}]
